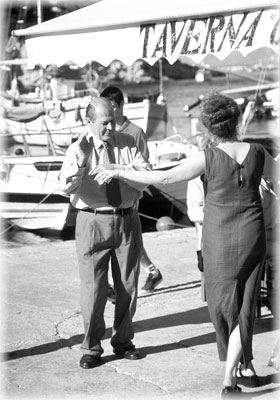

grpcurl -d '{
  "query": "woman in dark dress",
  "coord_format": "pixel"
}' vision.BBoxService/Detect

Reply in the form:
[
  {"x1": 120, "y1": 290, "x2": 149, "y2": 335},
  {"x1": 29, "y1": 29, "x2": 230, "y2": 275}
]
[{"x1": 94, "y1": 92, "x2": 279, "y2": 396}]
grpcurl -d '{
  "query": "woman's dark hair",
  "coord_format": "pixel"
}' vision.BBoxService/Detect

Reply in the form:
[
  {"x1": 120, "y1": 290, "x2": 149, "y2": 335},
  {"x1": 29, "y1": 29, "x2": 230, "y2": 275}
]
[{"x1": 200, "y1": 91, "x2": 241, "y2": 140}]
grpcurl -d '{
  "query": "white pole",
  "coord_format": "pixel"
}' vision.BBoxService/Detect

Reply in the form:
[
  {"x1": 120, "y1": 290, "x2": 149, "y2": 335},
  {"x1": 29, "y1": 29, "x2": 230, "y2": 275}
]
[
  {"x1": 157, "y1": 59, "x2": 166, "y2": 104},
  {"x1": 37, "y1": 0, "x2": 42, "y2": 24},
  {"x1": 37, "y1": 0, "x2": 44, "y2": 97},
  {"x1": 159, "y1": 59, "x2": 163, "y2": 97}
]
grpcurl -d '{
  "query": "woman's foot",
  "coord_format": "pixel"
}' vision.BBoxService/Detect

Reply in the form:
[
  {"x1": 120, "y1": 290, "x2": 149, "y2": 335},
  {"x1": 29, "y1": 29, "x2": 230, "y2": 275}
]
[
  {"x1": 223, "y1": 370, "x2": 237, "y2": 390},
  {"x1": 237, "y1": 362, "x2": 259, "y2": 387},
  {"x1": 237, "y1": 361, "x2": 256, "y2": 377}
]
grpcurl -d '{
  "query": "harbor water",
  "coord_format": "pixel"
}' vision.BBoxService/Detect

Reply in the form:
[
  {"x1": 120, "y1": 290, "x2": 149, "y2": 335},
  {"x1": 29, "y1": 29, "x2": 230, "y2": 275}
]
[{"x1": 161, "y1": 75, "x2": 279, "y2": 140}]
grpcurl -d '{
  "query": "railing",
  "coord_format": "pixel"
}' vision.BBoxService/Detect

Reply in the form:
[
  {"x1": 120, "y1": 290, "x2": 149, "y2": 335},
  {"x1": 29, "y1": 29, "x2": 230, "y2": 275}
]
[{"x1": 0, "y1": 129, "x2": 72, "y2": 157}]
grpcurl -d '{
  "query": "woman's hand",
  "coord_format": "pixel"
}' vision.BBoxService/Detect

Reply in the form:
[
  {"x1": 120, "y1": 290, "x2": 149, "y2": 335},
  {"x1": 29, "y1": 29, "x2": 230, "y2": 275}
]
[
  {"x1": 94, "y1": 169, "x2": 119, "y2": 185},
  {"x1": 90, "y1": 165, "x2": 114, "y2": 175}
]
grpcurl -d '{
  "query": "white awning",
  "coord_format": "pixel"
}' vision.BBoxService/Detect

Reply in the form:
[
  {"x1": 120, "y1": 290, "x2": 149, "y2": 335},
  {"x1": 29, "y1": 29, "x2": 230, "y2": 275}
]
[{"x1": 13, "y1": 0, "x2": 279, "y2": 68}]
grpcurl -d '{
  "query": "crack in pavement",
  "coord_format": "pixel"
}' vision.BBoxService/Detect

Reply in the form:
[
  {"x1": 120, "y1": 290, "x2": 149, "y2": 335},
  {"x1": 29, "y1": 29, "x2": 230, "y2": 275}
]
[{"x1": 105, "y1": 362, "x2": 171, "y2": 394}]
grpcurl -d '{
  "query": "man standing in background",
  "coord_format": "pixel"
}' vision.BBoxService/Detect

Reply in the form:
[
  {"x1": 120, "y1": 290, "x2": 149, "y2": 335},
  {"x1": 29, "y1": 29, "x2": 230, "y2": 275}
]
[{"x1": 100, "y1": 86, "x2": 163, "y2": 292}]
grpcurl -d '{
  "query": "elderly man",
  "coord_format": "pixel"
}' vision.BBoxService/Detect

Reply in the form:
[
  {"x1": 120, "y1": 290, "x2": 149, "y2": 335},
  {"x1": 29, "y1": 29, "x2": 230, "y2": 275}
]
[{"x1": 59, "y1": 97, "x2": 148, "y2": 369}]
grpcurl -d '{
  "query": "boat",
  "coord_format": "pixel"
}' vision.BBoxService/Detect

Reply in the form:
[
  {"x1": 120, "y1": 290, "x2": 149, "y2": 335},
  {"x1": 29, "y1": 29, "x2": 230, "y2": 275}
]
[{"x1": 0, "y1": 95, "x2": 196, "y2": 235}]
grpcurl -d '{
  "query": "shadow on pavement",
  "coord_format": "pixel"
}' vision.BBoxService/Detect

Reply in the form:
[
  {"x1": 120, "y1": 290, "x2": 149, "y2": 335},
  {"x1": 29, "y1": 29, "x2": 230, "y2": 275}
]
[
  {"x1": 1, "y1": 306, "x2": 212, "y2": 362},
  {"x1": 134, "y1": 306, "x2": 212, "y2": 333},
  {"x1": 1, "y1": 335, "x2": 84, "y2": 362},
  {"x1": 138, "y1": 280, "x2": 202, "y2": 299},
  {"x1": 1, "y1": 306, "x2": 276, "y2": 363},
  {"x1": 139, "y1": 331, "x2": 217, "y2": 356}
]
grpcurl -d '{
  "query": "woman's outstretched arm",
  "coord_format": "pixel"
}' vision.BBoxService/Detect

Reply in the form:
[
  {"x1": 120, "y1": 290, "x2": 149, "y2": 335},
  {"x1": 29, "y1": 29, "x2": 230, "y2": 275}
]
[{"x1": 94, "y1": 151, "x2": 206, "y2": 186}]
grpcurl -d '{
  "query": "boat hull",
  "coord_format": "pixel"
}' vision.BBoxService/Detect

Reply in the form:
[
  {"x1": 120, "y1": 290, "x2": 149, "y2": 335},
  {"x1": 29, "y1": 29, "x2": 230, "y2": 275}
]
[{"x1": 0, "y1": 192, "x2": 71, "y2": 231}]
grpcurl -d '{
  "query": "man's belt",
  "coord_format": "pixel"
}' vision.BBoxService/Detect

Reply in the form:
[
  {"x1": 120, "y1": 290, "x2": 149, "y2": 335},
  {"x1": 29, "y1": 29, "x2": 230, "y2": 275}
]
[{"x1": 81, "y1": 207, "x2": 133, "y2": 216}]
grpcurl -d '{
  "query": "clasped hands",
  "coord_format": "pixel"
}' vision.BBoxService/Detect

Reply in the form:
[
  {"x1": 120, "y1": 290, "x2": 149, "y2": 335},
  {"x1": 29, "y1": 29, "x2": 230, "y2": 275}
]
[{"x1": 93, "y1": 167, "x2": 119, "y2": 185}]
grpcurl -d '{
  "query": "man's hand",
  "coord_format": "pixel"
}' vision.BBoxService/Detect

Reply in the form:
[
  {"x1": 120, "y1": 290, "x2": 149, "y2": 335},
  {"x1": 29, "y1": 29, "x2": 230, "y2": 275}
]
[{"x1": 75, "y1": 134, "x2": 93, "y2": 167}]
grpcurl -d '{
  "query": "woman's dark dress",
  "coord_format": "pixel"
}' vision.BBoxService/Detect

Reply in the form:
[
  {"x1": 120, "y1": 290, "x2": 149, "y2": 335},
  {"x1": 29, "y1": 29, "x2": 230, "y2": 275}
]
[{"x1": 202, "y1": 143, "x2": 266, "y2": 366}]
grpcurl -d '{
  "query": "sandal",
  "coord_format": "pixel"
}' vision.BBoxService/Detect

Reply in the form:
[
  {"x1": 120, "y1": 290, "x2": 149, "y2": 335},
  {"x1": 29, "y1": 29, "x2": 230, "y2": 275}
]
[{"x1": 237, "y1": 364, "x2": 260, "y2": 387}]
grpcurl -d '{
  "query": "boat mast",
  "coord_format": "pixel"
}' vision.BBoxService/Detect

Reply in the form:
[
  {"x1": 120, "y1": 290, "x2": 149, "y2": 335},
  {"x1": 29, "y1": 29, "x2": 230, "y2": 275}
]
[
  {"x1": 157, "y1": 58, "x2": 166, "y2": 104},
  {"x1": 37, "y1": 0, "x2": 44, "y2": 97},
  {"x1": 37, "y1": 0, "x2": 42, "y2": 24}
]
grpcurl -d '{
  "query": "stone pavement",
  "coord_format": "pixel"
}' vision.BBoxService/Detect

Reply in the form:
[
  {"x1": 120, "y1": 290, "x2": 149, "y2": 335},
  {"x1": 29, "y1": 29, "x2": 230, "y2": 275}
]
[{"x1": 0, "y1": 227, "x2": 279, "y2": 400}]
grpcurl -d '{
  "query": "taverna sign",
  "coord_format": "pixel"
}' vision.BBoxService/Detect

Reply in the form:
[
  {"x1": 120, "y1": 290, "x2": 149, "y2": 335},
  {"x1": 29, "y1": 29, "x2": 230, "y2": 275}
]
[
  {"x1": 13, "y1": 0, "x2": 279, "y2": 68},
  {"x1": 141, "y1": 9, "x2": 279, "y2": 64}
]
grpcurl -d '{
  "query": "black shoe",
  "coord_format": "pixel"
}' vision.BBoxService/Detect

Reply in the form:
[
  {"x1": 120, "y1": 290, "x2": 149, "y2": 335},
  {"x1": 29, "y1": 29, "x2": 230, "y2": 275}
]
[
  {"x1": 80, "y1": 354, "x2": 102, "y2": 369},
  {"x1": 113, "y1": 346, "x2": 141, "y2": 360},
  {"x1": 141, "y1": 270, "x2": 163, "y2": 292},
  {"x1": 221, "y1": 385, "x2": 242, "y2": 398}
]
